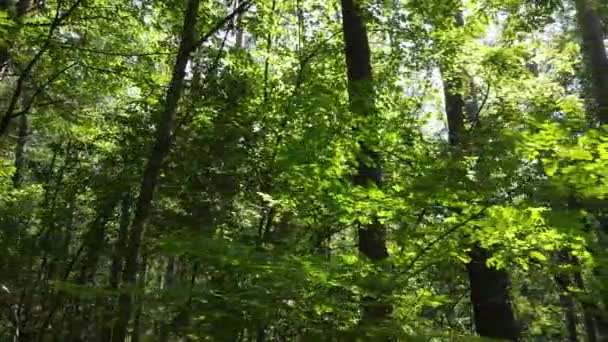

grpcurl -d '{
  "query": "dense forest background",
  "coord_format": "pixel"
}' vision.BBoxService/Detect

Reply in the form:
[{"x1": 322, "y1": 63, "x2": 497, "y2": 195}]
[{"x1": 0, "y1": 0, "x2": 607, "y2": 340}]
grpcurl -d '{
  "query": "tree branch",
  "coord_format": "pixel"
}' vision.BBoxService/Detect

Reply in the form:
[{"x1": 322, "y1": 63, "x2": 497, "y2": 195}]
[
  {"x1": 59, "y1": 44, "x2": 172, "y2": 57},
  {"x1": 0, "y1": 0, "x2": 85, "y2": 137},
  {"x1": 401, "y1": 205, "x2": 490, "y2": 276},
  {"x1": 10, "y1": 62, "x2": 78, "y2": 119},
  {"x1": 191, "y1": 0, "x2": 253, "y2": 53}
]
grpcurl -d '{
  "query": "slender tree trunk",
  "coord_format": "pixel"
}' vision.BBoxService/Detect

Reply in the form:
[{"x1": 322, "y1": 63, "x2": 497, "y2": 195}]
[
  {"x1": 159, "y1": 256, "x2": 177, "y2": 342},
  {"x1": 111, "y1": 0, "x2": 201, "y2": 340},
  {"x1": 572, "y1": 267, "x2": 598, "y2": 342},
  {"x1": 77, "y1": 198, "x2": 119, "y2": 284},
  {"x1": 100, "y1": 192, "x2": 131, "y2": 341},
  {"x1": 440, "y1": 13, "x2": 519, "y2": 341},
  {"x1": 574, "y1": 0, "x2": 608, "y2": 124},
  {"x1": 12, "y1": 114, "x2": 29, "y2": 187},
  {"x1": 340, "y1": 0, "x2": 390, "y2": 325},
  {"x1": 233, "y1": 0, "x2": 244, "y2": 48},
  {"x1": 59, "y1": 195, "x2": 118, "y2": 340},
  {"x1": 256, "y1": 325, "x2": 266, "y2": 342},
  {"x1": 557, "y1": 286, "x2": 578, "y2": 342},
  {"x1": 554, "y1": 251, "x2": 579, "y2": 342},
  {"x1": 130, "y1": 254, "x2": 147, "y2": 342}
]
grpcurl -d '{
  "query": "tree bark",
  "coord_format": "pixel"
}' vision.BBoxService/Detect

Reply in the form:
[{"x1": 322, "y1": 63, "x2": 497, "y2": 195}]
[
  {"x1": 340, "y1": 0, "x2": 390, "y2": 324},
  {"x1": 575, "y1": 0, "x2": 608, "y2": 125},
  {"x1": 111, "y1": 0, "x2": 201, "y2": 340}
]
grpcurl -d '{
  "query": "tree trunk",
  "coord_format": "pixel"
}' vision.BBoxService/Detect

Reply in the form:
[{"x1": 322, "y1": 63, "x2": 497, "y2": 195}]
[
  {"x1": 339, "y1": 0, "x2": 390, "y2": 324},
  {"x1": 100, "y1": 192, "x2": 131, "y2": 341},
  {"x1": 77, "y1": 198, "x2": 119, "y2": 284},
  {"x1": 572, "y1": 3, "x2": 608, "y2": 336},
  {"x1": 233, "y1": 0, "x2": 244, "y2": 48},
  {"x1": 574, "y1": 0, "x2": 608, "y2": 125},
  {"x1": 159, "y1": 256, "x2": 177, "y2": 342},
  {"x1": 557, "y1": 284, "x2": 578, "y2": 342},
  {"x1": 440, "y1": 13, "x2": 519, "y2": 341},
  {"x1": 16, "y1": 0, "x2": 31, "y2": 16},
  {"x1": 466, "y1": 244, "x2": 519, "y2": 341},
  {"x1": 554, "y1": 251, "x2": 579, "y2": 342},
  {"x1": 130, "y1": 254, "x2": 147, "y2": 342},
  {"x1": 443, "y1": 74, "x2": 465, "y2": 147},
  {"x1": 111, "y1": 0, "x2": 201, "y2": 340},
  {"x1": 572, "y1": 268, "x2": 598, "y2": 342},
  {"x1": 12, "y1": 114, "x2": 29, "y2": 187}
]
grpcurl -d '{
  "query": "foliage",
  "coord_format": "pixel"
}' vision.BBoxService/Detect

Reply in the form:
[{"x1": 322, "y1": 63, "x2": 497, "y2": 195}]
[{"x1": 0, "y1": 0, "x2": 606, "y2": 340}]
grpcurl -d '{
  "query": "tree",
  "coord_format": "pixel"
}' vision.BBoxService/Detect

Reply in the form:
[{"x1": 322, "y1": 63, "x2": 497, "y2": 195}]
[
  {"x1": 112, "y1": 0, "x2": 201, "y2": 340},
  {"x1": 340, "y1": 0, "x2": 390, "y2": 326}
]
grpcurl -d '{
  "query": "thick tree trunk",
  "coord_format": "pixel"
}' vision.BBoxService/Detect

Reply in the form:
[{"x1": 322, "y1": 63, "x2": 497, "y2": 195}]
[
  {"x1": 466, "y1": 245, "x2": 519, "y2": 340},
  {"x1": 340, "y1": 0, "x2": 390, "y2": 324},
  {"x1": 440, "y1": 13, "x2": 519, "y2": 341},
  {"x1": 111, "y1": 0, "x2": 201, "y2": 340},
  {"x1": 443, "y1": 76, "x2": 465, "y2": 147},
  {"x1": 575, "y1": 0, "x2": 608, "y2": 124}
]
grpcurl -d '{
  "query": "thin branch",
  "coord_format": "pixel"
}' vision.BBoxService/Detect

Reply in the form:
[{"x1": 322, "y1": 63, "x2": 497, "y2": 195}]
[
  {"x1": 80, "y1": 64, "x2": 157, "y2": 87},
  {"x1": 0, "y1": 0, "x2": 85, "y2": 137},
  {"x1": 401, "y1": 205, "x2": 490, "y2": 276},
  {"x1": 59, "y1": 44, "x2": 172, "y2": 57},
  {"x1": 267, "y1": 29, "x2": 342, "y2": 150},
  {"x1": 191, "y1": 0, "x2": 252, "y2": 53},
  {"x1": 10, "y1": 62, "x2": 78, "y2": 119},
  {"x1": 468, "y1": 81, "x2": 490, "y2": 131},
  {"x1": 386, "y1": 150, "x2": 415, "y2": 168}
]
